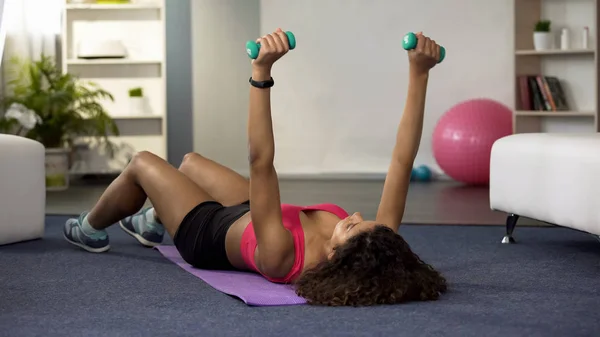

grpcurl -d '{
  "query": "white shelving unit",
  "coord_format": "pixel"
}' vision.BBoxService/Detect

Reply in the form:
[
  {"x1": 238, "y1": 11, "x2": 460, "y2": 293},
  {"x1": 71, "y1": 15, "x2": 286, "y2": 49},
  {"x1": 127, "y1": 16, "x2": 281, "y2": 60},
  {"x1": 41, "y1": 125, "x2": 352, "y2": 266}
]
[
  {"x1": 61, "y1": 0, "x2": 167, "y2": 175},
  {"x1": 513, "y1": 0, "x2": 599, "y2": 134}
]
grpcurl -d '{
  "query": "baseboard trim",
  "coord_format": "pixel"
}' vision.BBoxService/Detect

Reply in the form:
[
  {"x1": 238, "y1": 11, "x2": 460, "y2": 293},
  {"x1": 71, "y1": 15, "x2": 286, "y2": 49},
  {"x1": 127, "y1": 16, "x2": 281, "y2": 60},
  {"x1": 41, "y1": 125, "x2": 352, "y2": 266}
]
[
  {"x1": 278, "y1": 172, "x2": 389, "y2": 180},
  {"x1": 236, "y1": 170, "x2": 452, "y2": 181}
]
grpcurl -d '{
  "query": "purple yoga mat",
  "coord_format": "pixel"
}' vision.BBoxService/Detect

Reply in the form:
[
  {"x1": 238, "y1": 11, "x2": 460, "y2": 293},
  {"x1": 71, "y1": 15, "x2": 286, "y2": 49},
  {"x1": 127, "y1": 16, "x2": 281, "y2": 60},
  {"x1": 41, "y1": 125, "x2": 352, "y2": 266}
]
[{"x1": 155, "y1": 245, "x2": 307, "y2": 306}]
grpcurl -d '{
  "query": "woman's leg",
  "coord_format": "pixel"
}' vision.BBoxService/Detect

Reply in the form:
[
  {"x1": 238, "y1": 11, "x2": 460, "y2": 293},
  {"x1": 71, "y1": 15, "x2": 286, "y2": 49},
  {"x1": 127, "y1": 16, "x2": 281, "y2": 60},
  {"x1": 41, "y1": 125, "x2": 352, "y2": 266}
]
[
  {"x1": 63, "y1": 151, "x2": 213, "y2": 252},
  {"x1": 119, "y1": 152, "x2": 251, "y2": 248}
]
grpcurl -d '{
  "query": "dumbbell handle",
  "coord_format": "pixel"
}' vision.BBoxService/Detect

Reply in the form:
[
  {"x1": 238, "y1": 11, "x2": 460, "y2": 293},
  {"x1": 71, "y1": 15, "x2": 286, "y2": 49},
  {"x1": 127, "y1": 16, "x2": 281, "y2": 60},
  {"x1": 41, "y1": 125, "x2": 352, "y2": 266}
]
[
  {"x1": 246, "y1": 31, "x2": 297, "y2": 59},
  {"x1": 402, "y1": 32, "x2": 446, "y2": 63}
]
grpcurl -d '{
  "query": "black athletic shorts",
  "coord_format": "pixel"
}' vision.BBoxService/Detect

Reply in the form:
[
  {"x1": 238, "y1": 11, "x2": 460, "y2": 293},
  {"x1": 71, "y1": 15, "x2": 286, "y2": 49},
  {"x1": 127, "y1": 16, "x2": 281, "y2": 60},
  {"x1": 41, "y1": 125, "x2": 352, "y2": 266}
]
[{"x1": 173, "y1": 200, "x2": 250, "y2": 270}]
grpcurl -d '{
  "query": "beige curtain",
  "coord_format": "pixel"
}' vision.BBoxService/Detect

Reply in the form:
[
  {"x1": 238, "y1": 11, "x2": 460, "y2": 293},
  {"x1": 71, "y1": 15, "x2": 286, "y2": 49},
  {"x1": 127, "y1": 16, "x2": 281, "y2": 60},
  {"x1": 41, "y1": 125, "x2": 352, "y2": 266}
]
[{"x1": 1, "y1": 0, "x2": 63, "y2": 105}]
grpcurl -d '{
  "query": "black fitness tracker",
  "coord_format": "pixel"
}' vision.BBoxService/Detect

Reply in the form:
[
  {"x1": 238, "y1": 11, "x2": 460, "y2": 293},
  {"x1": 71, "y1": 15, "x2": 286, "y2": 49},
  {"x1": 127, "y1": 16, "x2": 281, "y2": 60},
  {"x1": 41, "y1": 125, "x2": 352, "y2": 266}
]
[{"x1": 249, "y1": 77, "x2": 274, "y2": 89}]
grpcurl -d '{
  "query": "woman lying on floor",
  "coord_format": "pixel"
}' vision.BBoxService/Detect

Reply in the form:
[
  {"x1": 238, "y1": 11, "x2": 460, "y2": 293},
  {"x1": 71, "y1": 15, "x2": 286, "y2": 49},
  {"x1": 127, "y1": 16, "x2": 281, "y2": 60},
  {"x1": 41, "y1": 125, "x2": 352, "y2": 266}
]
[{"x1": 64, "y1": 29, "x2": 447, "y2": 306}]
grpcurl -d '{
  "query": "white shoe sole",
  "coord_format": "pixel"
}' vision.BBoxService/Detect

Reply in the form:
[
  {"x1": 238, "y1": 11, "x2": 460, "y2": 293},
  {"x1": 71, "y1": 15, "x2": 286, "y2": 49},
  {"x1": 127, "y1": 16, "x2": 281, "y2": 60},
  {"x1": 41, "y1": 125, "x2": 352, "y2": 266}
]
[
  {"x1": 119, "y1": 220, "x2": 161, "y2": 247},
  {"x1": 64, "y1": 234, "x2": 110, "y2": 253}
]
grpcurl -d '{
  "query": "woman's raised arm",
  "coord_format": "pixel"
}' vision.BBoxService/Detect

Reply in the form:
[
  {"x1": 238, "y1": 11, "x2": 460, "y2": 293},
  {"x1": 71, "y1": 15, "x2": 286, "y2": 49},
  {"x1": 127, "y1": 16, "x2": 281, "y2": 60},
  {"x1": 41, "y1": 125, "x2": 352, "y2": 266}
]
[{"x1": 376, "y1": 32, "x2": 442, "y2": 231}]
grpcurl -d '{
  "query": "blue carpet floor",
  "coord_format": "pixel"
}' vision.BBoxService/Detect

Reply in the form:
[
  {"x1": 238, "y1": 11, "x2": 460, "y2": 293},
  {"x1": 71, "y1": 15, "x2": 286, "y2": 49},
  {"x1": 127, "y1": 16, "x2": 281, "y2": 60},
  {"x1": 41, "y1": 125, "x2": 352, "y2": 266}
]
[{"x1": 1, "y1": 216, "x2": 600, "y2": 337}]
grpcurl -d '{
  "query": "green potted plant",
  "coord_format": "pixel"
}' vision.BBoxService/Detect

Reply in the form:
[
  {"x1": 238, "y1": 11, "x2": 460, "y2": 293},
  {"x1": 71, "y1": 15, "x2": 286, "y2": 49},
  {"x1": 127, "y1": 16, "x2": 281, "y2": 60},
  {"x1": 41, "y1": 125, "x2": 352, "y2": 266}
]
[
  {"x1": 0, "y1": 54, "x2": 119, "y2": 191},
  {"x1": 128, "y1": 86, "x2": 146, "y2": 115},
  {"x1": 533, "y1": 19, "x2": 552, "y2": 50}
]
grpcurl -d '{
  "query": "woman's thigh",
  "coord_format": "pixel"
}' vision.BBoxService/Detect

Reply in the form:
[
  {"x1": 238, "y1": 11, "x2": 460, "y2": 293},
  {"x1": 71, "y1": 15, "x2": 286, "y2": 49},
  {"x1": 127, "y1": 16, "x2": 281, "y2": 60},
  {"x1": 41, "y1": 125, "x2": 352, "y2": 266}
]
[{"x1": 178, "y1": 152, "x2": 249, "y2": 206}]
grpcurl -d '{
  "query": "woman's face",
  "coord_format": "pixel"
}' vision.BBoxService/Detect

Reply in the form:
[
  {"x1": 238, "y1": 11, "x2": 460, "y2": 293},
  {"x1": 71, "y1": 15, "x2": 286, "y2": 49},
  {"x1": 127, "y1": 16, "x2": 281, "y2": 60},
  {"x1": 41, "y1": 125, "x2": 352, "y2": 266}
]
[{"x1": 330, "y1": 212, "x2": 379, "y2": 251}]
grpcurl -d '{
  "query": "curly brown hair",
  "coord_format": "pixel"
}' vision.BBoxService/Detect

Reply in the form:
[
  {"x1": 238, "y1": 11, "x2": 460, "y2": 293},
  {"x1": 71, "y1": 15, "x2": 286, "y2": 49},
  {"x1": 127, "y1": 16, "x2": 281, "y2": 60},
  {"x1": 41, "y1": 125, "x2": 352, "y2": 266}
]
[{"x1": 294, "y1": 225, "x2": 447, "y2": 306}]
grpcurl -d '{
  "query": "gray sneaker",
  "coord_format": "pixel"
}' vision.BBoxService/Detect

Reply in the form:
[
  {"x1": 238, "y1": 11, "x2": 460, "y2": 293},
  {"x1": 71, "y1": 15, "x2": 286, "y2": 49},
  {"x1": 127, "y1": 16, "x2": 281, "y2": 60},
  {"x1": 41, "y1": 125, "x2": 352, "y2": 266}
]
[
  {"x1": 63, "y1": 212, "x2": 110, "y2": 253},
  {"x1": 119, "y1": 207, "x2": 165, "y2": 247}
]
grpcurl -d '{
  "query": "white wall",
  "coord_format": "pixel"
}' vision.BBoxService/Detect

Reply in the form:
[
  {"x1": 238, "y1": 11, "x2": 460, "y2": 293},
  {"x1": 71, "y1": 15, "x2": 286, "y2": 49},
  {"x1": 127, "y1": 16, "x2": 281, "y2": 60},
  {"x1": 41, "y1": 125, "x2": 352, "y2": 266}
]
[
  {"x1": 260, "y1": 0, "x2": 515, "y2": 175},
  {"x1": 261, "y1": 0, "x2": 514, "y2": 173},
  {"x1": 191, "y1": 0, "x2": 260, "y2": 171},
  {"x1": 191, "y1": 0, "x2": 595, "y2": 176}
]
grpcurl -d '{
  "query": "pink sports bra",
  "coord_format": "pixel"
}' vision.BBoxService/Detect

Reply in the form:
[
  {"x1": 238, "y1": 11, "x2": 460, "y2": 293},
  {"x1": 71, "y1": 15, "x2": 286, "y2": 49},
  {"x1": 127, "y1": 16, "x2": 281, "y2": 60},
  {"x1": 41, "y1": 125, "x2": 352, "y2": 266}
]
[{"x1": 239, "y1": 203, "x2": 349, "y2": 283}]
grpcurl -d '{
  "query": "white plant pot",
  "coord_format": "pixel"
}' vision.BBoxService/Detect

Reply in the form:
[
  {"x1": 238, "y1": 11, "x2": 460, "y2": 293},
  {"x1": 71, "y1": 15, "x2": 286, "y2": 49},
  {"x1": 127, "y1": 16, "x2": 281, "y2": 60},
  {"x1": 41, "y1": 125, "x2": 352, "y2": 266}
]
[
  {"x1": 45, "y1": 147, "x2": 70, "y2": 191},
  {"x1": 129, "y1": 97, "x2": 147, "y2": 115},
  {"x1": 533, "y1": 32, "x2": 553, "y2": 50}
]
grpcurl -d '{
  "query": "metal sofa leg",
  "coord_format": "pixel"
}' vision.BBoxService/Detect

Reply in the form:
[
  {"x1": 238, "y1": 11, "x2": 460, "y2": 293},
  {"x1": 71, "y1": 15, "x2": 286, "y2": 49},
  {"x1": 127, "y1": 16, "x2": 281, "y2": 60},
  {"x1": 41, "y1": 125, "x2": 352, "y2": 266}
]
[{"x1": 502, "y1": 214, "x2": 519, "y2": 244}]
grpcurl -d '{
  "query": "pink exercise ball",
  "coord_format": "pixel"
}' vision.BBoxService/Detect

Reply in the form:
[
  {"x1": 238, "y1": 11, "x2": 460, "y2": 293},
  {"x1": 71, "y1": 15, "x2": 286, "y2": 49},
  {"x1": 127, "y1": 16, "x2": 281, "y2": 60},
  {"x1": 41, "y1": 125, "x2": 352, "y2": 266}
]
[{"x1": 432, "y1": 98, "x2": 513, "y2": 185}]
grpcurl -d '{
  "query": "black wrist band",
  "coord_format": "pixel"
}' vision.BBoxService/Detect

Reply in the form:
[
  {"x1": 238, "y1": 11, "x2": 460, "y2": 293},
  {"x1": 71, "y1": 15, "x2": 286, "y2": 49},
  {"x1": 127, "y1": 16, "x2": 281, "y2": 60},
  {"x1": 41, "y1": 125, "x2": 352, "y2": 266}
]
[{"x1": 249, "y1": 76, "x2": 274, "y2": 89}]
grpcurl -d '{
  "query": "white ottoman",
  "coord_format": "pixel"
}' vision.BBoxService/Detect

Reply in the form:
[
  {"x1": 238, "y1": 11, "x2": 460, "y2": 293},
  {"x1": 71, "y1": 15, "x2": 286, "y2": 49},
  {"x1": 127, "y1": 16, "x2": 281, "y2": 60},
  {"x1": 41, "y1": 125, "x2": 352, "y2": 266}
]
[
  {"x1": 0, "y1": 134, "x2": 45, "y2": 246},
  {"x1": 490, "y1": 133, "x2": 600, "y2": 243}
]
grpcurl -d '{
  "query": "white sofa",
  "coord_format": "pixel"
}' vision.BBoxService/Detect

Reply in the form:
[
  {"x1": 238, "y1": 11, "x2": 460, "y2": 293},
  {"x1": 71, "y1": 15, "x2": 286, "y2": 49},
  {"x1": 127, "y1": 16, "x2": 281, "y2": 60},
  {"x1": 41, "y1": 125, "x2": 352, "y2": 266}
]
[
  {"x1": 0, "y1": 134, "x2": 45, "y2": 246},
  {"x1": 490, "y1": 133, "x2": 600, "y2": 243}
]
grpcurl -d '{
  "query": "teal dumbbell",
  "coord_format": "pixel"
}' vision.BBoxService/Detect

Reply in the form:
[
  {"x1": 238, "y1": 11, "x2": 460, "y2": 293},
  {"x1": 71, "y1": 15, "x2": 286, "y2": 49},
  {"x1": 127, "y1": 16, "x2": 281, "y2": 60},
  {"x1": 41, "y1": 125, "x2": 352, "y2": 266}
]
[
  {"x1": 246, "y1": 31, "x2": 296, "y2": 59},
  {"x1": 402, "y1": 32, "x2": 445, "y2": 63}
]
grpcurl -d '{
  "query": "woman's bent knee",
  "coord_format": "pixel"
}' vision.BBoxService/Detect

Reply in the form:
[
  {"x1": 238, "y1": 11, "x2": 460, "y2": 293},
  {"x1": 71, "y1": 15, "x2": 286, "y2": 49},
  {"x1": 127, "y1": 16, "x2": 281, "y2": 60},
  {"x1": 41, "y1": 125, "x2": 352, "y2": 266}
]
[
  {"x1": 180, "y1": 152, "x2": 203, "y2": 170},
  {"x1": 129, "y1": 151, "x2": 163, "y2": 172}
]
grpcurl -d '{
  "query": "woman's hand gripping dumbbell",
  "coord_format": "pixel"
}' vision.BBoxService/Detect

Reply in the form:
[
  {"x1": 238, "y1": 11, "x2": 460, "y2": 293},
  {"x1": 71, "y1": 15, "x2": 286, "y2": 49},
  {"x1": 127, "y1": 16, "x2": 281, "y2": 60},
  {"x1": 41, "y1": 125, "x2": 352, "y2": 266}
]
[
  {"x1": 403, "y1": 32, "x2": 445, "y2": 63},
  {"x1": 246, "y1": 30, "x2": 296, "y2": 60}
]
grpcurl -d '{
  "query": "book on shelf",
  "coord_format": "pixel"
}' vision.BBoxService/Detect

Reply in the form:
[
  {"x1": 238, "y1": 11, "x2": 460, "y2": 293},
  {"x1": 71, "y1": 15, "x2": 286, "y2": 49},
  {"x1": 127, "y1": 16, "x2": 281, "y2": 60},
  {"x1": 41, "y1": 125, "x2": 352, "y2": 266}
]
[{"x1": 517, "y1": 75, "x2": 569, "y2": 111}]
